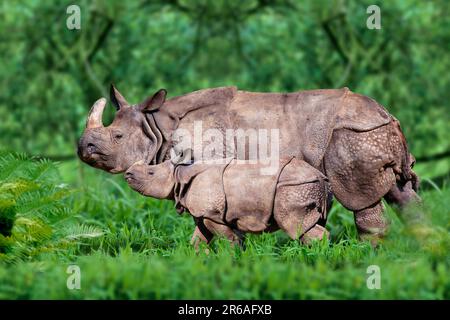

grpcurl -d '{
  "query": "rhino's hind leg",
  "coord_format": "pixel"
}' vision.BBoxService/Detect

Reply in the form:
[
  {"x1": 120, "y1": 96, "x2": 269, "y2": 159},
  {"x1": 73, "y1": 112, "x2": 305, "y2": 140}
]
[
  {"x1": 384, "y1": 181, "x2": 420, "y2": 208},
  {"x1": 354, "y1": 201, "x2": 388, "y2": 244},
  {"x1": 323, "y1": 123, "x2": 410, "y2": 241},
  {"x1": 384, "y1": 180, "x2": 423, "y2": 225},
  {"x1": 323, "y1": 124, "x2": 402, "y2": 212}
]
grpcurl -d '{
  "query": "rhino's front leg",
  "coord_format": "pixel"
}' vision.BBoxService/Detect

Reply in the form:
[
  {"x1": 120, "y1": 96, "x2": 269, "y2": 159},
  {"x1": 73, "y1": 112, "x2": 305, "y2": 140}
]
[
  {"x1": 203, "y1": 219, "x2": 245, "y2": 248},
  {"x1": 190, "y1": 217, "x2": 244, "y2": 252},
  {"x1": 300, "y1": 224, "x2": 329, "y2": 245},
  {"x1": 354, "y1": 201, "x2": 388, "y2": 245},
  {"x1": 190, "y1": 218, "x2": 214, "y2": 252}
]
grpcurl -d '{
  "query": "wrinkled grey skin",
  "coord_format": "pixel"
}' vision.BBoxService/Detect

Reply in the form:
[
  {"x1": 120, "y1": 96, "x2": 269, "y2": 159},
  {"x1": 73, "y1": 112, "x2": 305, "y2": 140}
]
[
  {"x1": 125, "y1": 158, "x2": 331, "y2": 248},
  {"x1": 77, "y1": 86, "x2": 167, "y2": 173},
  {"x1": 78, "y1": 85, "x2": 420, "y2": 242}
]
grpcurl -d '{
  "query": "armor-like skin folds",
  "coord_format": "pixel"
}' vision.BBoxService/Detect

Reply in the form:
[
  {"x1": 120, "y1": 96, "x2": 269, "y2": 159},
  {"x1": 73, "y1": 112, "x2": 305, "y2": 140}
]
[{"x1": 125, "y1": 158, "x2": 331, "y2": 246}]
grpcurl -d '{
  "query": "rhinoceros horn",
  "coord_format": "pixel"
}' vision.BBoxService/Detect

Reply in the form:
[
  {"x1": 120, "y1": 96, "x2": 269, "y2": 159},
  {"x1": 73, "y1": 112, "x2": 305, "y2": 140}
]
[
  {"x1": 86, "y1": 97, "x2": 107, "y2": 129},
  {"x1": 110, "y1": 84, "x2": 129, "y2": 110}
]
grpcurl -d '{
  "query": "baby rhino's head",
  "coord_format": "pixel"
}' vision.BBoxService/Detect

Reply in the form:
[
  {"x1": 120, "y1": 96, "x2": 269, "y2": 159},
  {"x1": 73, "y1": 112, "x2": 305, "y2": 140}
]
[{"x1": 125, "y1": 160, "x2": 175, "y2": 199}]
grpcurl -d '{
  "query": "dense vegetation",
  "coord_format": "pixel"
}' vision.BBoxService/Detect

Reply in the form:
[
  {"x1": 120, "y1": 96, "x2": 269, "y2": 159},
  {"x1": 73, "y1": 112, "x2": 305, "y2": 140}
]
[
  {"x1": 0, "y1": 153, "x2": 448, "y2": 299},
  {"x1": 0, "y1": 1, "x2": 448, "y2": 299}
]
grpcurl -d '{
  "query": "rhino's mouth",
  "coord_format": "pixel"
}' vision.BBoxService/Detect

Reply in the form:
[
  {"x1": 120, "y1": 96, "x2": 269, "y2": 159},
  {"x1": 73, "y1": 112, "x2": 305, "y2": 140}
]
[
  {"x1": 125, "y1": 176, "x2": 147, "y2": 195},
  {"x1": 81, "y1": 151, "x2": 122, "y2": 173},
  {"x1": 81, "y1": 151, "x2": 108, "y2": 164},
  {"x1": 124, "y1": 174, "x2": 137, "y2": 186}
]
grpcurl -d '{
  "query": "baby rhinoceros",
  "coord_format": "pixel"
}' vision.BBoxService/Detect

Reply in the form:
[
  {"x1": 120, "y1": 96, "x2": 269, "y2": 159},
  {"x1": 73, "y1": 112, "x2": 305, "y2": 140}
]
[{"x1": 125, "y1": 157, "x2": 332, "y2": 249}]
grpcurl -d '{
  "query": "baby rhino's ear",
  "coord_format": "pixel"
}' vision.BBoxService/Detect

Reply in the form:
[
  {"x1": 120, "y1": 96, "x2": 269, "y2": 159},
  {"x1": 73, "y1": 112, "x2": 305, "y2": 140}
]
[{"x1": 139, "y1": 89, "x2": 167, "y2": 112}]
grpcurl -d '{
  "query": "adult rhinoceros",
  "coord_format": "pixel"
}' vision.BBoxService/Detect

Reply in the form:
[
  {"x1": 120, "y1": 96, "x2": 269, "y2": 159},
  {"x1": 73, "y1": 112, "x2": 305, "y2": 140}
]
[{"x1": 78, "y1": 85, "x2": 420, "y2": 241}]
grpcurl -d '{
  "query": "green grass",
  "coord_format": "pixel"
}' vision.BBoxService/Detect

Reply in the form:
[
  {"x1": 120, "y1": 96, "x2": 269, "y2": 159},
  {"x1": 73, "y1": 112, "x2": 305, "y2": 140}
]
[{"x1": 0, "y1": 156, "x2": 448, "y2": 299}]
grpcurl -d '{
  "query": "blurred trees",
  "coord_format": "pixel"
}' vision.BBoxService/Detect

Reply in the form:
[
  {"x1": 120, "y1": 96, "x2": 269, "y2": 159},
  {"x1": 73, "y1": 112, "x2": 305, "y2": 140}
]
[{"x1": 0, "y1": 0, "x2": 448, "y2": 177}]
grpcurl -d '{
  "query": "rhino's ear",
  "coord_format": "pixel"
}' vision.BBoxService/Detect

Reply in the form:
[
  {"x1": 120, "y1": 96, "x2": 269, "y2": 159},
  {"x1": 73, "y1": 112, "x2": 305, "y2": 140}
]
[
  {"x1": 140, "y1": 89, "x2": 167, "y2": 112},
  {"x1": 110, "y1": 84, "x2": 129, "y2": 110}
]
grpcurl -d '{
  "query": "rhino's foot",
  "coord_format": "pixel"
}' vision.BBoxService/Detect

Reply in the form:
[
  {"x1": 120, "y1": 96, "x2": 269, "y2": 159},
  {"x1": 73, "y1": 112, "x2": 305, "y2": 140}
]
[
  {"x1": 300, "y1": 224, "x2": 329, "y2": 245},
  {"x1": 354, "y1": 201, "x2": 388, "y2": 246}
]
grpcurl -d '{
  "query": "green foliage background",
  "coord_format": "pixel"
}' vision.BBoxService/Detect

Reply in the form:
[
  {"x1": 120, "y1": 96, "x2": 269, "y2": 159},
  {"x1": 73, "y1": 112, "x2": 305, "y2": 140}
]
[{"x1": 0, "y1": 0, "x2": 448, "y2": 299}]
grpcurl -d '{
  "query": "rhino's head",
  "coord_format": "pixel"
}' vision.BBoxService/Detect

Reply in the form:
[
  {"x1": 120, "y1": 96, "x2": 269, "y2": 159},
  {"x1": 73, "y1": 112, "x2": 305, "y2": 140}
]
[
  {"x1": 125, "y1": 160, "x2": 175, "y2": 199},
  {"x1": 77, "y1": 85, "x2": 167, "y2": 173}
]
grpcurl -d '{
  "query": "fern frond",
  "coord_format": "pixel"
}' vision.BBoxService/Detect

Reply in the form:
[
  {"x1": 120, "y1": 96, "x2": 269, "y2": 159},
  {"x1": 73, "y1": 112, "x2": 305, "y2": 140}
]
[
  {"x1": 0, "y1": 180, "x2": 39, "y2": 198},
  {"x1": 0, "y1": 153, "x2": 85, "y2": 263},
  {"x1": 16, "y1": 188, "x2": 70, "y2": 217},
  {"x1": 64, "y1": 224, "x2": 104, "y2": 240},
  {"x1": 0, "y1": 154, "x2": 29, "y2": 181},
  {"x1": 26, "y1": 158, "x2": 59, "y2": 183}
]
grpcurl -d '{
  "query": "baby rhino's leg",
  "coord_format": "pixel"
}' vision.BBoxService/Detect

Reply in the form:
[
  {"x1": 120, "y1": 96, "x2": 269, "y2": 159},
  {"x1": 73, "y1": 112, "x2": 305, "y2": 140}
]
[
  {"x1": 190, "y1": 217, "x2": 244, "y2": 252},
  {"x1": 203, "y1": 219, "x2": 244, "y2": 247},
  {"x1": 190, "y1": 218, "x2": 214, "y2": 252},
  {"x1": 274, "y1": 180, "x2": 329, "y2": 243},
  {"x1": 301, "y1": 225, "x2": 329, "y2": 245}
]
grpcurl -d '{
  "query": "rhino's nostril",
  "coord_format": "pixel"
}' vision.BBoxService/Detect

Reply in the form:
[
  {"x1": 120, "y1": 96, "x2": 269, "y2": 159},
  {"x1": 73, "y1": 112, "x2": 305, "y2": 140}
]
[
  {"x1": 125, "y1": 171, "x2": 134, "y2": 179},
  {"x1": 87, "y1": 143, "x2": 97, "y2": 155}
]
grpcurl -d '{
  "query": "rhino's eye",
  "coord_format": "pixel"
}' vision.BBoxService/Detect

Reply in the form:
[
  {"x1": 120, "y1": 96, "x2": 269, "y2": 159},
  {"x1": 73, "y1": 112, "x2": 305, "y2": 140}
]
[
  {"x1": 148, "y1": 170, "x2": 154, "y2": 176},
  {"x1": 115, "y1": 133, "x2": 123, "y2": 139}
]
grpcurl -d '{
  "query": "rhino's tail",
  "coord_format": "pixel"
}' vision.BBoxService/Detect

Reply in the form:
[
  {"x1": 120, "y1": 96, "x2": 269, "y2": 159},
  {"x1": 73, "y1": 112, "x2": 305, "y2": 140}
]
[
  {"x1": 383, "y1": 118, "x2": 422, "y2": 212},
  {"x1": 391, "y1": 118, "x2": 419, "y2": 192}
]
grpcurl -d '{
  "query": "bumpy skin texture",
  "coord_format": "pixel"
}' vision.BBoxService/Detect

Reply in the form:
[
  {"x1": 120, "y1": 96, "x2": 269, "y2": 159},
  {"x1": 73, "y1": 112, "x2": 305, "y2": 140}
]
[
  {"x1": 183, "y1": 166, "x2": 226, "y2": 220},
  {"x1": 354, "y1": 202, "x2": 387, "y2": 241},
  {"x1": 274, "y1": 183, "x2": 327, "y2": 241},
  {"x1": 323, "y1": 120, "x2": 419, "y2": 241},
  {"x1": 324, "y1": 123, "x2": 402, "y2": 211},
  {"x1": 273, "y1": 158, "x2": 330, "y2": 241},
  {"x1": 79, "y1": 86, "x2": 420, "y2": 241},
  {"x1": 125, "y1": 159, "x2": 331, "y2": 247}
]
